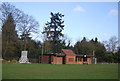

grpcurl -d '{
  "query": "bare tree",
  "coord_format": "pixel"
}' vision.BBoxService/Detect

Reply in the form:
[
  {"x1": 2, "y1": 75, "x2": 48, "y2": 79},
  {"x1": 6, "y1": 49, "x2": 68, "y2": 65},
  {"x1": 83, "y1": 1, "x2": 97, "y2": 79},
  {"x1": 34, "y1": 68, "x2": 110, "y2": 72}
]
[
  {"x1": 0, "y1": 2, "x2": 23, "y2": 26},
  {"x1": 104, "y1": 36, "x2": 118, "y2": 53},
  {"x1": 61, "y1": 34, "x2": 72, "y2": 47},
  {"x1": 18, "y1": 14, "x2": 39, "y2": 50},
  {"x1": 109, "y1": 36, "x2": 118, "y2": 53}
]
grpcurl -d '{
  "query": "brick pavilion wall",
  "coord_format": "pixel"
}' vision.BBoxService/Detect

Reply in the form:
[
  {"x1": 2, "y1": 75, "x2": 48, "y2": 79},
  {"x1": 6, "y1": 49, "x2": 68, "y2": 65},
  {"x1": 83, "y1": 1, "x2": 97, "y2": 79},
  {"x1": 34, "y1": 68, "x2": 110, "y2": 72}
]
[
  {"x1": 65, "y1": 56, "x2": 76, "y2": 64},
  {"x1": 52, "y1": 56, "x2": 63, "y2": 64},
  {"x1": 42, "y1": 55, "x2": 49, "y2": 63}
]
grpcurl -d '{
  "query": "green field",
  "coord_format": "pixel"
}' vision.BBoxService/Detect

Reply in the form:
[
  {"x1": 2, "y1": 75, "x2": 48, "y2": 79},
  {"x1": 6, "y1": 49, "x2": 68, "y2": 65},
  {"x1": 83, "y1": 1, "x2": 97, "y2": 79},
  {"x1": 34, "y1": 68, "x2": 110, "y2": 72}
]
[{"x1": 2, "y1": 63, "x2": 118, "y2": 79}]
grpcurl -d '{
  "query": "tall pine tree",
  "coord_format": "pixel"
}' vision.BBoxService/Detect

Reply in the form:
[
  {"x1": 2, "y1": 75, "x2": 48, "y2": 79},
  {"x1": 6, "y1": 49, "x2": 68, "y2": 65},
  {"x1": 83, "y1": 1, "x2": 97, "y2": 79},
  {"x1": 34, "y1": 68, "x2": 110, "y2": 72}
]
[
  {"x1": 43, "y1": 12, "x2": 64, "y2": 53},
  {"x1": 2, "y1": 13, "x2": 19, "y2": 59}
]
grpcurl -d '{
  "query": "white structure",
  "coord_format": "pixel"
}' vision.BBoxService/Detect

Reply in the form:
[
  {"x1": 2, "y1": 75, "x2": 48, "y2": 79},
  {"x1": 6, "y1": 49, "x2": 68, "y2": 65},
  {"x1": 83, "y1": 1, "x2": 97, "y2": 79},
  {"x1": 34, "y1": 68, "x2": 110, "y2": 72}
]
[
  {"x1": 19, "y1": 51, "x2": 30, "y2": 63},
  {"x1": 95, "y1": 58, "x2": 97, "y2": 64}
]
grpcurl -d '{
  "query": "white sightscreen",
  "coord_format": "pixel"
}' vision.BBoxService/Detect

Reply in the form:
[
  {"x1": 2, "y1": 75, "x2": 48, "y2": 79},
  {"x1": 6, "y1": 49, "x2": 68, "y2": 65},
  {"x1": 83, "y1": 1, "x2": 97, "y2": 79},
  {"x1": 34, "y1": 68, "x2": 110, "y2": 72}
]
[{"x1": 19, "y1": 51, "x2": 29, "y2": 63}]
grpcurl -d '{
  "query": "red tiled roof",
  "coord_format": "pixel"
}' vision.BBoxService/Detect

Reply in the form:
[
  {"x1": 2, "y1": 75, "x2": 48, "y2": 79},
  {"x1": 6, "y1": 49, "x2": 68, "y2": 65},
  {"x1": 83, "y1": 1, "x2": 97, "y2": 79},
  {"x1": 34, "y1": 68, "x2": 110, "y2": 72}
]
[{"x1": 61, "y1": 49, "x2": 76, "y2": 56}]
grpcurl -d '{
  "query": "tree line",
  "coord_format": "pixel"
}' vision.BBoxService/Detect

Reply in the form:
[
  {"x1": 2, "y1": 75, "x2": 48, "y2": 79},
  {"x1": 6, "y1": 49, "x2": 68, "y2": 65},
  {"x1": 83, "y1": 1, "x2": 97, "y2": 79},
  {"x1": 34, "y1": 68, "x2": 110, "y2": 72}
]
[{"x1": 0, "y1": 3, "x2": 120, "y2": 63}]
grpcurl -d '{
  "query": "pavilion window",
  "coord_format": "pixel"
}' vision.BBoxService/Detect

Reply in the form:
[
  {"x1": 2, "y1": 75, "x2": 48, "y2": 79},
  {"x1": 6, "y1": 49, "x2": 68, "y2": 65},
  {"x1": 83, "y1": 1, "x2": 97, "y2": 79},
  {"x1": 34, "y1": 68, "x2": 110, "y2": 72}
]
[{"x1": 69, "y1": 58, "x2": 74, "y2": 62}]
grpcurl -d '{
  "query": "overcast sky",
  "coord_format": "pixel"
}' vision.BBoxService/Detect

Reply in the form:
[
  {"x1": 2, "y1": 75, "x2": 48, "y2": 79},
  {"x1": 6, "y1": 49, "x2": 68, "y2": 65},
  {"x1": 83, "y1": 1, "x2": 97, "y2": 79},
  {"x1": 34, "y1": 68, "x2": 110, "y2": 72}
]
[{"x1": 9, "y1": 2, "x2": 118, "y2": 45}]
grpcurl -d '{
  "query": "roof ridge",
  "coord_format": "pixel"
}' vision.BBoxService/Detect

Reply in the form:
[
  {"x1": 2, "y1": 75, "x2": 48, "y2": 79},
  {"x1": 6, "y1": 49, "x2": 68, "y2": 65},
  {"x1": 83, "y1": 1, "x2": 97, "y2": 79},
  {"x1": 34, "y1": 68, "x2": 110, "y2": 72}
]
[{"x1": 62, "y1": 49, "x2": 76, "y2": 56}]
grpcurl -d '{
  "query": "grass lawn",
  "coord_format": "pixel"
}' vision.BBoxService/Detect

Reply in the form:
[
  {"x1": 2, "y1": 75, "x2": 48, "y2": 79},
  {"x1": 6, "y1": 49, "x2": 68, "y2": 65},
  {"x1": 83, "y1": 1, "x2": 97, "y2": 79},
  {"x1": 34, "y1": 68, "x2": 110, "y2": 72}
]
[{"x1": 2, "y1": 63, "x2": 118, "y2": 79}]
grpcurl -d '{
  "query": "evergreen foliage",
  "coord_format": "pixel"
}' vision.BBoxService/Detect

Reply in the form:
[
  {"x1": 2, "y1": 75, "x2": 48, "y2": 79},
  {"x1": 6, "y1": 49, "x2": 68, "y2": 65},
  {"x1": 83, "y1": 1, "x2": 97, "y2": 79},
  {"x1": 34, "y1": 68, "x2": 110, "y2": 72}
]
[
  {"x1": 43, "y1": 12, "x2": 64, "y2": 53},
  {"x1": 2, "y1": 13, "x2": 19, "y2": 59},
  {"x1": 74, "y1": 37, "x2": 106, "y2": 62}
]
